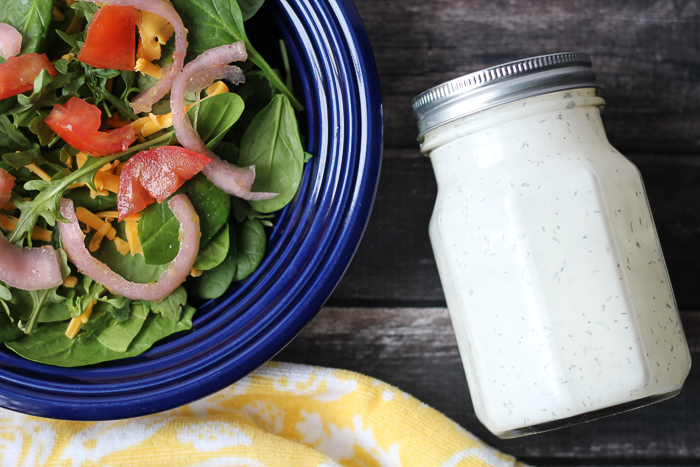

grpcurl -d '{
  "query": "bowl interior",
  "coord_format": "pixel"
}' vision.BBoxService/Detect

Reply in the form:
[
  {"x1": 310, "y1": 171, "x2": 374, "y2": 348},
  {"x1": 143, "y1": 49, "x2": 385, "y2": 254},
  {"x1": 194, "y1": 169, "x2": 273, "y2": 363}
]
[{"x1": 0, "y1": 0, "x2": 382, "y2": 420}]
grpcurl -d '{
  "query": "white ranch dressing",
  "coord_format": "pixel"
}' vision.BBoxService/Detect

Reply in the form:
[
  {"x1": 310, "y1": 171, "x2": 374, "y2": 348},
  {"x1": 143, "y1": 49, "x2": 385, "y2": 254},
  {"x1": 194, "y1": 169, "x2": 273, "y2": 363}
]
[{"x1": 413, "y1": 55, "x2": 691, "y2": 438}]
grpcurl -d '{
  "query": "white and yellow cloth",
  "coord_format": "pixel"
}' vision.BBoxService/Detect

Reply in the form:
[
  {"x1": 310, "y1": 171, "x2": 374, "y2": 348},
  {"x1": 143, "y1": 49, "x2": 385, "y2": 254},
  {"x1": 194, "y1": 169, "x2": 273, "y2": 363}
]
[{"x1": 0, "y1": 362, "x2": 524, "y2": 466}]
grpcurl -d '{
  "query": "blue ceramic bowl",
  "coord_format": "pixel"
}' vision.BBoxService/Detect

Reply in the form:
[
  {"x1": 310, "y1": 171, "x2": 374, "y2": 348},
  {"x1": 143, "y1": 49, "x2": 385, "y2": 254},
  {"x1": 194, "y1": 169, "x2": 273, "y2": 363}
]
[{"x1": 0, "y1": 0, "x2": 382, "y2": 420}]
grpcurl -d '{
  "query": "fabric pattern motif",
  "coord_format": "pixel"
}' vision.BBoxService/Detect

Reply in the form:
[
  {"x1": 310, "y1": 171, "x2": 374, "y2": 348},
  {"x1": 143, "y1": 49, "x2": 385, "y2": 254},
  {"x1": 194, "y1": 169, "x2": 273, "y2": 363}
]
[{"x1": 0, "y1": 362, "x2": 525, "y2": 466}]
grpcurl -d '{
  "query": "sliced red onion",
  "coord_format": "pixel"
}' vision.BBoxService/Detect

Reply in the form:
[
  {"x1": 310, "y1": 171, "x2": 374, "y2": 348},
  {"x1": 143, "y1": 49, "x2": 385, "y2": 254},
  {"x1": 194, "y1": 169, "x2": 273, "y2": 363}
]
[
  {"x1": 0, "y1": 169, "x2": 62, "y2": 291},
  {"x1": 0, "y1": 238, "x2": 63, "y2": 291},
  {"x1": 170, "y1": 41, "x2": 276, "y2": 201},
  {"x1": 0, "y1": 23, "x2": 22, "y2": 59},
  {"x1": 76, "y1": 0, "x2": 187, "y2": 114},
  {"x1": 58, "y1": 195, "x2": 200, "y2": 302}
]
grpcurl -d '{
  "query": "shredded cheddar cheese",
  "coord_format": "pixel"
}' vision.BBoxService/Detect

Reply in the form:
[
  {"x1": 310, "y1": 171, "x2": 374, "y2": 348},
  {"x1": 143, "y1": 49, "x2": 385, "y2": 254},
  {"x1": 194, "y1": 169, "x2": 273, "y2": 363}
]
[
  {"x1": 206, "y1": 81, "x2": 230, "y2": 96},
  {"x1": 135, "y1": 58, "x2": 162, "y2": 79},
  {"x1": 96, "y1": 211, "x2": 120, "y2": 220},
  {"x1": 76, "y1": 207, "x2": 117, "y2": 241},
  {"x1": 125, "y1": 216, "x2": 143, "y2": 256},
  {"x1": 0, "y1": 214, "x2": 54, "y2": 242},
  {"x1": 76, "y1": 152, "x2": 88, "y2": 168},
  {"x1": 135, "y1": 10, "x2": 175, "y2": 79},
  {"x1": 65, "y1": 299, "x2": 96, "y2": 339},
  {"x1": 88, "y1": 221, "x2": 113, "y2": 252},
  {"x1": 25, "y1": 163, "x2": 51, "y2": 182},
  {"x1": 63, "y1": 276, "x2": 78, "y2": 288},
  {"x1": 190, "y1": 268, "x2": 203, "y2": 277},
  {"x1": 113, "y1": 236, "x2": 131, "y2": 256},
  {"x1": 94, "y1": 170, "x2": 120, "y2": 194},
  {"x1": 128, "y1": 81, "x2": 230, "y2": 140}
]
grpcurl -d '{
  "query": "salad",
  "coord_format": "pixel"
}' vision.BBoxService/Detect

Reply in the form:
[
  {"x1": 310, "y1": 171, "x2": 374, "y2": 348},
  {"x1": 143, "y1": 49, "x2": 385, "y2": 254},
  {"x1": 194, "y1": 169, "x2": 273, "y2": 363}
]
[{"x1": 0, "y1": 0, "x2": 308, "y2": 366}]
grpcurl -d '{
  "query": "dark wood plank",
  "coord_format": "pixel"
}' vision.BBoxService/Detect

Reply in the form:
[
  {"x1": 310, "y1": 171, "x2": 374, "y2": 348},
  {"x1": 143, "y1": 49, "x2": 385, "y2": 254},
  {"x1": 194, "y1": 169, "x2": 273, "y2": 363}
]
[
  {"x1": 352, "y1": 0, "x2": 700, "y2": 153},
  {"x1": 312, "y1": 1, "x2": 700, "y2": 462},
  {"x1": 278, "y1": 307, "x2": 700, "y2": 461},
  {"x1": 329, "y1": 151, "x2": 700, "y2": 310}
]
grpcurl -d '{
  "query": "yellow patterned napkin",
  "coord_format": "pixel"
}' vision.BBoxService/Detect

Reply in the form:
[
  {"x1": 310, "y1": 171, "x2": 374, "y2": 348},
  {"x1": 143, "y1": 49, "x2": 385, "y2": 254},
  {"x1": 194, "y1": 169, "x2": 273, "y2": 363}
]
[{"x1": 0, "y1": 362, "x2": 524, "y2": 466}]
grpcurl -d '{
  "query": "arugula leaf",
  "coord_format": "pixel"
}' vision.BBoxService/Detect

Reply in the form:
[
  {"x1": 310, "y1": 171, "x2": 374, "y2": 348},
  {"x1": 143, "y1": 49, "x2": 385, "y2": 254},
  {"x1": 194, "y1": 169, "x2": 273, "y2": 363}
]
[
  {"x1": 7, "y1": 131, "x2": 173, "y2": 245},
  {"x1": 0, "y1": 284, "x2": 11, "y2": 301},
  {"x1": 0, "y1": 308, "x2": 24, "y2": 343},
  {"x1": 71, "y1": 1, "x2": 100, "y2": 23},
  {"x1": 3, "y1": 146, "x2": 50, "y2": 170},
  {"x1": 0, "y1": 0, "x2": 53, "y2": 55},
  {"x1": 0, "y1": 115, "x2": 34, "y2": 152},
  {"x1": 150, "y1": 286, "x2": 187, "y2": 322},
  {"x1": 9, "y1": 69, "x2": 58, "y2": 128},
  {"x1": 5, "y1": 305, "x2": 196, "y2": 367},
  {"x1": 169, "y1": 0, "x2": 302, "y2": 110},
  {"x1": 64, "y1": 188, "x2": 117, "y2": 212},
  {"x1": 238, "y1": 94, "x2": 304, "y2": 213},
  {"x1": 18, "y1": 287, "x2": 67, "y2": 335},
  {"x1": 29, "y1": 112, "x2": 56, "y2": 146},
  {"x1": 67, "y1": 276, "x2": 104, "y2": 318}
]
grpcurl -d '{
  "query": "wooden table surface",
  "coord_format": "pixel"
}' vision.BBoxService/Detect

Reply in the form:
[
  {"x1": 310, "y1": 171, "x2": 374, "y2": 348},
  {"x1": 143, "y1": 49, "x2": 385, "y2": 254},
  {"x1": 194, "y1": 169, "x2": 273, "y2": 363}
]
[{"x1": 278, "y1": 0, "x2": 700, "y2": 464}]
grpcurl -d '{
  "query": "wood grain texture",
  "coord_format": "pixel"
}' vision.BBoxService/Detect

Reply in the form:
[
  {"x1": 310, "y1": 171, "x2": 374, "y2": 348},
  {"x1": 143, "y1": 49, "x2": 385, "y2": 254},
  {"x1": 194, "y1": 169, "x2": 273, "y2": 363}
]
[
  {"x1": 329, "y1": 152, "x2": 700, "y2": 309},
  {"x1": 351, "y1": 0, "x2": 700, "y2": 153},
  {"x1": 287, "y1": 0, "x2": 700, "y2": 462},
  {"x1": 277, "y1": 307, "x2": 700, "y2": 462}
]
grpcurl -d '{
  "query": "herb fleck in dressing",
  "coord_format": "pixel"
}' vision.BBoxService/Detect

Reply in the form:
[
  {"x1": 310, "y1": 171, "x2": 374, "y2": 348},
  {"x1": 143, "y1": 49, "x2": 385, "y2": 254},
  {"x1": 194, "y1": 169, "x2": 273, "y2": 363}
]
[{"x1": 414, "y1": 54, "x2": 691, "y2": 438}]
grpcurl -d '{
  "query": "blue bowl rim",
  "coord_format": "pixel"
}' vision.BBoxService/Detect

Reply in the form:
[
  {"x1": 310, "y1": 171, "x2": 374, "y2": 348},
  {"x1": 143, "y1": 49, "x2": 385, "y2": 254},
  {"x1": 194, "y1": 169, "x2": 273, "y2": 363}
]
[{"x1": 0, "y1": 0, "x2": 383, "y2": 420}]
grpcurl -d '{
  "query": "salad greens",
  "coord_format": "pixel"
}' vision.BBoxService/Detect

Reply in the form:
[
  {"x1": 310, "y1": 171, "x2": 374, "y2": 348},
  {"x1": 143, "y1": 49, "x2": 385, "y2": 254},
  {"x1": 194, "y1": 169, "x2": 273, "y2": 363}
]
[{"x1": 0, "y1": 0, "x2": 308, "y2": 366}]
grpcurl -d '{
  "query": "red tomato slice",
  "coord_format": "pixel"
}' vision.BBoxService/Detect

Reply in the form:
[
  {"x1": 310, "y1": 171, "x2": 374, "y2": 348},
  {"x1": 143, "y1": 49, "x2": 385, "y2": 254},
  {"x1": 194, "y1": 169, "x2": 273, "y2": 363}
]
[
  {"x1": 44, "y1": 97, "x2": 136, "y2": 156},
  {"x1": 118, "y1": 146, "x2": 212, "y2": 220},
  {"x1": 78, "y1": 5, "x2": 136, "y2": 71},
  {"x1": 0, "y1": 53, "x2": 57, "y2": 99}
]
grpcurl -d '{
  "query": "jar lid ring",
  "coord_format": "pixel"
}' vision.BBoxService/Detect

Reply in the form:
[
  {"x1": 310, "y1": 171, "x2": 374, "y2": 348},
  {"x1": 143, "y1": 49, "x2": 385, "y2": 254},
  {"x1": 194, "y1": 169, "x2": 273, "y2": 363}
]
[{"x1": 412, "y1": 52, "x2": 599, "y2": 139}]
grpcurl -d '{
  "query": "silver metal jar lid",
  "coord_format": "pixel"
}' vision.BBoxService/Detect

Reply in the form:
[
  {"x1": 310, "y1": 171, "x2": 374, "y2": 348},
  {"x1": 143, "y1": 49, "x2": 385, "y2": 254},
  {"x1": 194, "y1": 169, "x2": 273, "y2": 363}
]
[{"x1": 412, "y1": 52, "x2": 598, "y2": 139}]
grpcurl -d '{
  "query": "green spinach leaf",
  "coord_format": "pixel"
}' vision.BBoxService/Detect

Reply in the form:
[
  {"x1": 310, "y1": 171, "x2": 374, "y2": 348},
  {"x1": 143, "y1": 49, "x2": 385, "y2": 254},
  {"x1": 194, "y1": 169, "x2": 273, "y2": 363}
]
[
  {"x1": 233, "y1": 218, "x2": 265, "y2": 281},
  {"x1": 188, "y1": 93, "x2": 244, "y2": 150},
  {"x1": 8, "y1": 132, "x2": 173, "y2": 245},
  {"x1": 96, "y1": 302, "x2": 149, "y2": 353},
  {"x1": 0, "y1": 0, "x2": 53, "y2": 55},
  {"x1": 93, "y1": 236, "x2": 167, "y2": 284},
  {"x1": 193, "y1": 222, "x2": 229, "y2": 270},
  {"x1": 187, "y1": 174, "x2": 231, "y2": 245},
  {"x1": 139, "y1": 200, "x2": 181, "y2": 265},
  {"x1": 188, "y1": 223, "x2": 237, "y2": 299},
  {"x1": 5, "y1": 305, "x2": 196, "y2": 367},
  {"x1": 169, "y1": 0, "x2": 301, "y2": 110},
  {"x1": 238, "y1": 94, "x2": 304, "y2": 213},
  {"x1": 238, "y1": 0, "x2": 265, "y2": 21}
]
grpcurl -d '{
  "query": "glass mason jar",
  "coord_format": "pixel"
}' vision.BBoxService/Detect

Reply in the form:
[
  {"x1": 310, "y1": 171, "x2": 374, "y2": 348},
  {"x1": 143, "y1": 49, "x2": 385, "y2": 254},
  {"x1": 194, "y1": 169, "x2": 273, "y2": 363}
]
[{"x1": 412, "y1": 53, "x2": 691, "y2": 438}]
